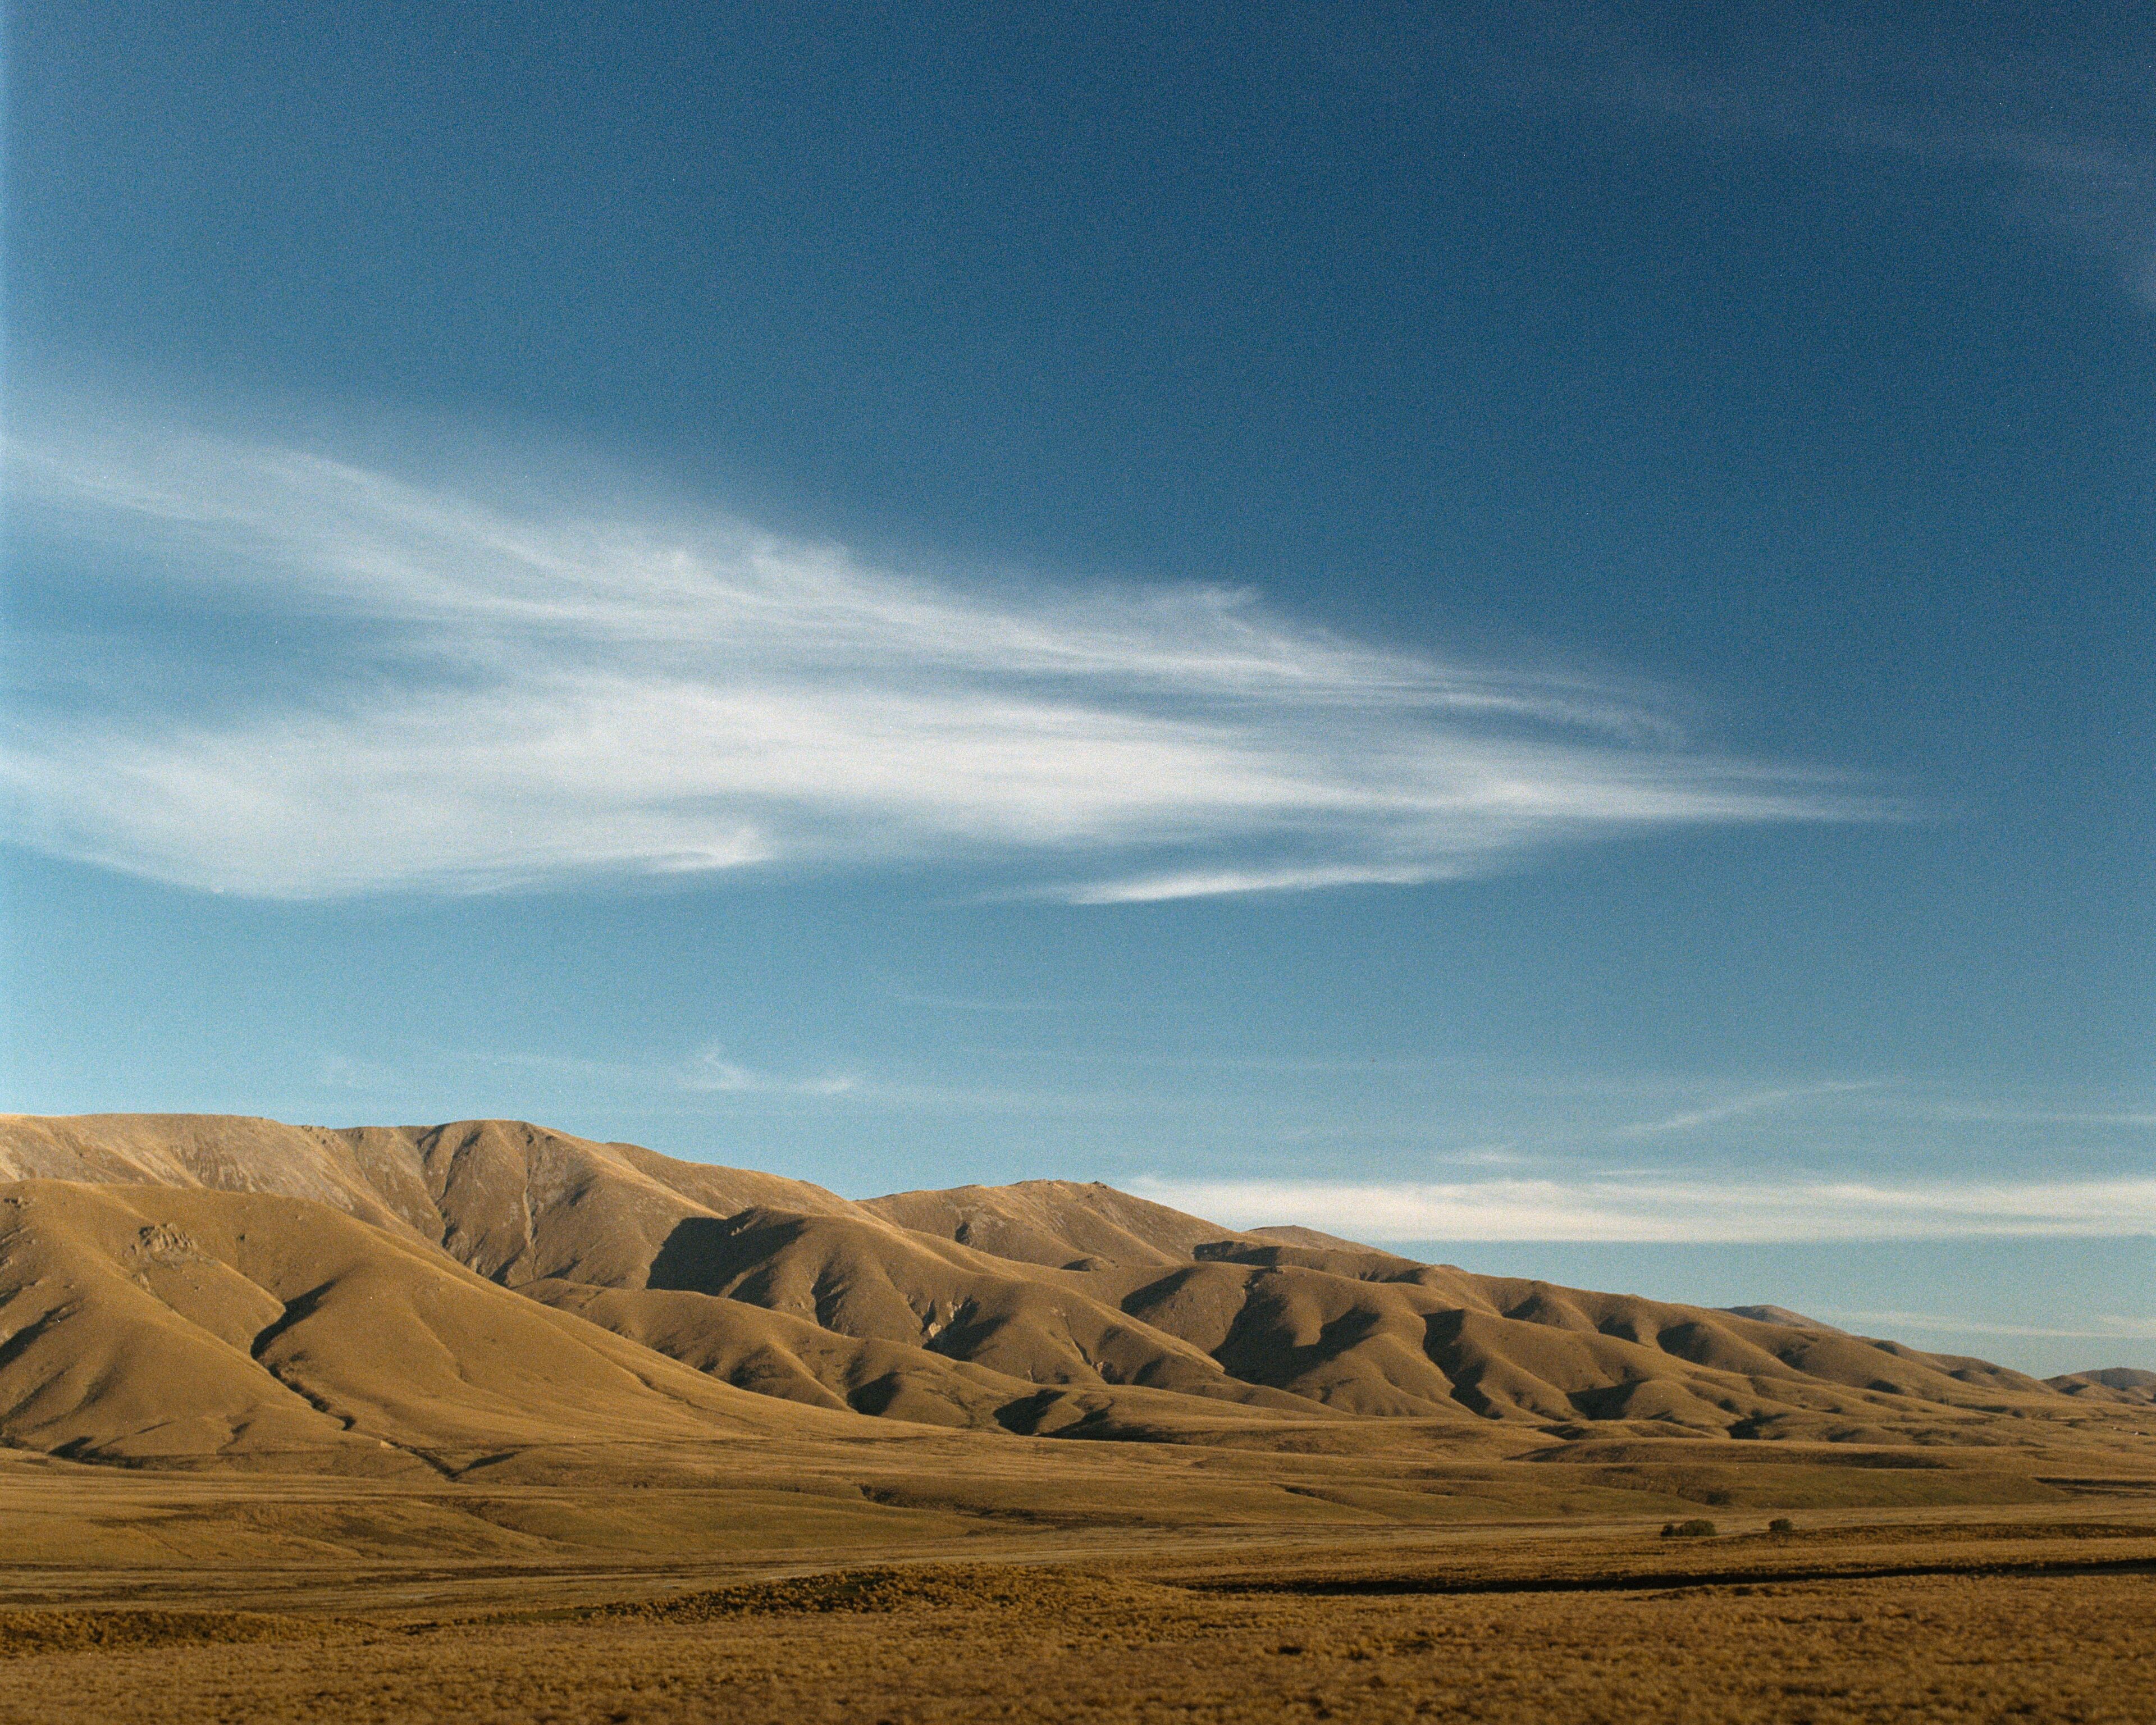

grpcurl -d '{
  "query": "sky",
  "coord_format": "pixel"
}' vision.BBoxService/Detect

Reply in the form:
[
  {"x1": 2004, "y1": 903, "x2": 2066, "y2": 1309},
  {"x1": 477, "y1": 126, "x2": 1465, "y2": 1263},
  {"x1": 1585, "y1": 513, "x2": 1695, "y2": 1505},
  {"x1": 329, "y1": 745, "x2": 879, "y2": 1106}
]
[{"x1": 2, "y1": 3, "x2": 2151, "y2": 1372}]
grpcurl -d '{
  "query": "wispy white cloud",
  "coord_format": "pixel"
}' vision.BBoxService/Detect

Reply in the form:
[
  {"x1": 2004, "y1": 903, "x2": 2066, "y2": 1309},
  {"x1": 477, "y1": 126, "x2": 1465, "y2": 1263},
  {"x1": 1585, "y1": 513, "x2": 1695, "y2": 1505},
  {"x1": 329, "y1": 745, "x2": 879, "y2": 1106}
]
[
  {"x1": 1574, "y1": 28, "x2": 2156, "y2": 307},
  {"x1": 1616, "y1": 1079, "x2": 1891, "y2": 1139},
  {"x1": 1132, "y1": 1172, "x2": 2156, "y2": 1244},
  {"x1": 1053, "y1": 862, "x2": 1452, "y2": 904},
  {"x1": 679, "y1": 1044, "x2": 857, "y2": 1098},
  {"x1": 367, "y1": 1039, "x2": 865, "y2": 1105},
  {"x1": 1, "y1": 399, "x2": 1875, "y2": 900}
]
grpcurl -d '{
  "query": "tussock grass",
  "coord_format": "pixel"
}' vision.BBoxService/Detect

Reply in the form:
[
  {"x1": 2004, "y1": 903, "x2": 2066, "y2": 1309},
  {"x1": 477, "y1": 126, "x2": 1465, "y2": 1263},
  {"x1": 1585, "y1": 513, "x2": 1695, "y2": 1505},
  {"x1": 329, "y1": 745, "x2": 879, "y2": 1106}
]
[
  {"x1": 590, "y1": 1563, "x2": 1181, "y2": 1621},
  {"x1": 0, "y1": 1609, "x2": 337, "y2": 1659}
]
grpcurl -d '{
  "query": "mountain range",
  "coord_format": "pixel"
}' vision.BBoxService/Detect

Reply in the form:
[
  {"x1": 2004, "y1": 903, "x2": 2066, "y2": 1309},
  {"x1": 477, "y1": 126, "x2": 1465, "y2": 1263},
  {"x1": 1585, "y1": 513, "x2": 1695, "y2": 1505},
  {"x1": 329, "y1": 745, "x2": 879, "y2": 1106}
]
[{"x1": 0, "y1": 1114, "x2": 2145, "y2": 1476}]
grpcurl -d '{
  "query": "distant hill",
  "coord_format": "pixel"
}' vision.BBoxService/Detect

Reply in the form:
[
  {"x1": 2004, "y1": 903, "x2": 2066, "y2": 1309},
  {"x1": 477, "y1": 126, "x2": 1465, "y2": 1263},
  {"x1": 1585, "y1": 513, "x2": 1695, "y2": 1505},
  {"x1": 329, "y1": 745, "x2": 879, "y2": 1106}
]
[
  {"x1": 0, "y1": 1113, "x2": 2093, "y2": 1470},
  {"x1": 2049, "y1": 1367, "x2": 2156, "y2": 1405},
  {"x1": 1720, "y1": 1304, "x2": 1845, "y2": 1332}
]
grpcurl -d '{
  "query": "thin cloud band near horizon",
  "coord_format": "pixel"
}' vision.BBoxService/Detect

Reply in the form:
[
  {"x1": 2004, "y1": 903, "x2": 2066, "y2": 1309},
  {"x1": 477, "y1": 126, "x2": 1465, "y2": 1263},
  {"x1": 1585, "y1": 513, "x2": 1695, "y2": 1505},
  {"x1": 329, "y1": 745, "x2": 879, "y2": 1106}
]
[{"x1": 1131, "y1": 1173, "x2": 2156, "y2": 1244}]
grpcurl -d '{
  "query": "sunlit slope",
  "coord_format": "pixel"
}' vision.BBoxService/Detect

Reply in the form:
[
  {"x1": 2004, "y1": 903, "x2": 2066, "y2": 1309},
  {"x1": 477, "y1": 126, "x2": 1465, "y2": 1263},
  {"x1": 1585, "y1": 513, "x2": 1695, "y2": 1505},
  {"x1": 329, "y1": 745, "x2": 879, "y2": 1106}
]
[
  {"x1": 0, "y1": 1114, "x2": 438, "y2": 1242},
  {"x1": 0, "y1": 1180, "x2": 851, "y2": 1465},
  {"x1": 0, "y1": 1114, "x2": 861, "y2": 1285}
]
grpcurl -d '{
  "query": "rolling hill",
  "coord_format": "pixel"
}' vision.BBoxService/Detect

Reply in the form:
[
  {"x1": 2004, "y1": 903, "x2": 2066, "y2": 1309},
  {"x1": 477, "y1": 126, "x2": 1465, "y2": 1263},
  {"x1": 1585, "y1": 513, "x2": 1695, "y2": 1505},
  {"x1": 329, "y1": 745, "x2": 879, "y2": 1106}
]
[
  {"x1": 0, "y1": 1113, "x2": 2108, "y2": 1470},
  {"x1": 0, "y1": 1179, "x2": 860, "y2": 1468}
]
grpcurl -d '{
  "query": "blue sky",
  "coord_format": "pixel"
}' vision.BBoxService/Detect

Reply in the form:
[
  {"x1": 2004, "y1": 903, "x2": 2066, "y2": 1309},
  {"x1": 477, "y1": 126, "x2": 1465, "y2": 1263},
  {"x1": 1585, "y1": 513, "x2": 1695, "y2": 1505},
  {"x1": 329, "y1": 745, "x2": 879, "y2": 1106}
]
[{"x1": 3, "y1": 4, "x2": 2152, "y2": 1370}]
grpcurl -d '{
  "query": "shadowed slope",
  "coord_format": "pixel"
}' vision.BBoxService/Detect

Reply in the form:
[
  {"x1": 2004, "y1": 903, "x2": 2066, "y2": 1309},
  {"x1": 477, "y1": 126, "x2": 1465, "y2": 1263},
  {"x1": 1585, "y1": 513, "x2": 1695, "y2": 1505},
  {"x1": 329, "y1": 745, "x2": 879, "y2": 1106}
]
[
  {"x1": 524, "y1": 1279, "x2": 1025, "y2": 1425},
  {"x1": 524, "y1": 1279, "x2": 1346, "y2": 1439},
  {"x1": 637, "y1": 1207, "x2": 1321, "y2": 1417},
  {"x1": 1120, "y1": 1246, "x2": 2057, "y2": 1434}
]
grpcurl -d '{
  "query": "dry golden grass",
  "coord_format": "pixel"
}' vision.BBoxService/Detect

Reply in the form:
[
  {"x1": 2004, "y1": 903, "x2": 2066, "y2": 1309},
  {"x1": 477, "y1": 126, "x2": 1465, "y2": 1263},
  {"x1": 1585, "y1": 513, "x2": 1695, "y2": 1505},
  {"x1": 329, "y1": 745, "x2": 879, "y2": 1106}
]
[
  {"x1": 3, "y1": 1406, "x2": 2155, "y2": 1721},
  {"x1": 6, "y1": 1528, "x2": 2156, "y2": 1723}
]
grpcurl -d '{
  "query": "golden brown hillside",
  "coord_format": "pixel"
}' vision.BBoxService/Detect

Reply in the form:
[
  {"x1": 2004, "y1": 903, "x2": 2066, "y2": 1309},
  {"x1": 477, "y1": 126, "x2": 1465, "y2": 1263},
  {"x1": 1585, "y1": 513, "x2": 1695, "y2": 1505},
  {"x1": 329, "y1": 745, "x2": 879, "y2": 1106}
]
[
  {"x1": 0, "y1": 1180, "x2": 858, "y2": 1468},
  {"x1": 0, "y1": 1113, "x2": 2127, "y2": 1474},
  {"x1": 0, "y1": 1114, "x2": 859, "y2": 1283}
]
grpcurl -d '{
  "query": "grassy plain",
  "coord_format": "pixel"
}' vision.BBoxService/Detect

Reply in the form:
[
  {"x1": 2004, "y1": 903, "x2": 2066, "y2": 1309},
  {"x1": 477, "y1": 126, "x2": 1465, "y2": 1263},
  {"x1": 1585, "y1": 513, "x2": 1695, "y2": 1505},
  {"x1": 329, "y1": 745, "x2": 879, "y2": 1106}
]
[{"x1": 4, "y1": 1442, "x2": 2156, "y2": 1723}]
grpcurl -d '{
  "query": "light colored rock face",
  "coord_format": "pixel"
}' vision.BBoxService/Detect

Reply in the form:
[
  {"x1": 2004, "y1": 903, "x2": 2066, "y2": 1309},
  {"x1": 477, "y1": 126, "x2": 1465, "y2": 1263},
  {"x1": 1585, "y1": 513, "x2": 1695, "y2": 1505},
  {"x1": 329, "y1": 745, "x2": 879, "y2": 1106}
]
[{"x1": 0, "y1": 1114, "x2": 2075, "y2": 1466}]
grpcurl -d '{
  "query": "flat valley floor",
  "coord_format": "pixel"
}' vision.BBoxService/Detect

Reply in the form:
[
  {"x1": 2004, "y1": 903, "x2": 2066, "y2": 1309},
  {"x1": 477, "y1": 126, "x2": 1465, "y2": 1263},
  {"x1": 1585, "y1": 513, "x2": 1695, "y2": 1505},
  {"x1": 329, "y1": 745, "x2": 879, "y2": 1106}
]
[{"x1": 4, "y1": 1458, "x2": 2154, "y2": 1723}]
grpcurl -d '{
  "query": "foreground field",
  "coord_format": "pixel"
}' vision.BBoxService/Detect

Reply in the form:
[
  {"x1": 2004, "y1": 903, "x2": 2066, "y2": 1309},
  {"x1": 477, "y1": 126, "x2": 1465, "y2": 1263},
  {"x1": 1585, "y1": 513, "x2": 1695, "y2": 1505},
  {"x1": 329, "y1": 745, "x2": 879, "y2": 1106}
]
[{"x1": 4, "y1": 1473, "x2": 2155, "y2": 1724}]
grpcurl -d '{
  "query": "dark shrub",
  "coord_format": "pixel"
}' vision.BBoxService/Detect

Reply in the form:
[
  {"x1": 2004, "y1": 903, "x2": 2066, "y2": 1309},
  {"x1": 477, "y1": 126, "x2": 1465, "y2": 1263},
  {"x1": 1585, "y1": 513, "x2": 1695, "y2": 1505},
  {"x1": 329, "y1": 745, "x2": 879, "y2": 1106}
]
[{"x1": 1660, "y1": 1518, "x2": 1718, "y2": 1538}]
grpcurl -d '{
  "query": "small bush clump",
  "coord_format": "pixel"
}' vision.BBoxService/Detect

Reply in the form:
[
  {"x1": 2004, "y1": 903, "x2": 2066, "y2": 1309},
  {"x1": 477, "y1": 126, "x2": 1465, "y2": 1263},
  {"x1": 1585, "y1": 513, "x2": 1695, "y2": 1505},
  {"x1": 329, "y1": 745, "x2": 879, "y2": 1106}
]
[
  {"x1": 1768, "y1": 1517, "x2": 1796, "y2": 1534},
  {"x1": 1660, "y1": 1519, "x2": 1718, "y2": 1539}
]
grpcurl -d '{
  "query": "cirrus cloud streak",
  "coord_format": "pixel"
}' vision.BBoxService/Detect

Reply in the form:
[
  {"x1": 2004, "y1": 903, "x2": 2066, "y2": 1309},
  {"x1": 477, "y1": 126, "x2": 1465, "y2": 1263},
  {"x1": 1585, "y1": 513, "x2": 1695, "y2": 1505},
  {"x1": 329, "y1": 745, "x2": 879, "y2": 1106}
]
[{"x1": 3, "y1": 402, "x2": 1878, "y2": 900}]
